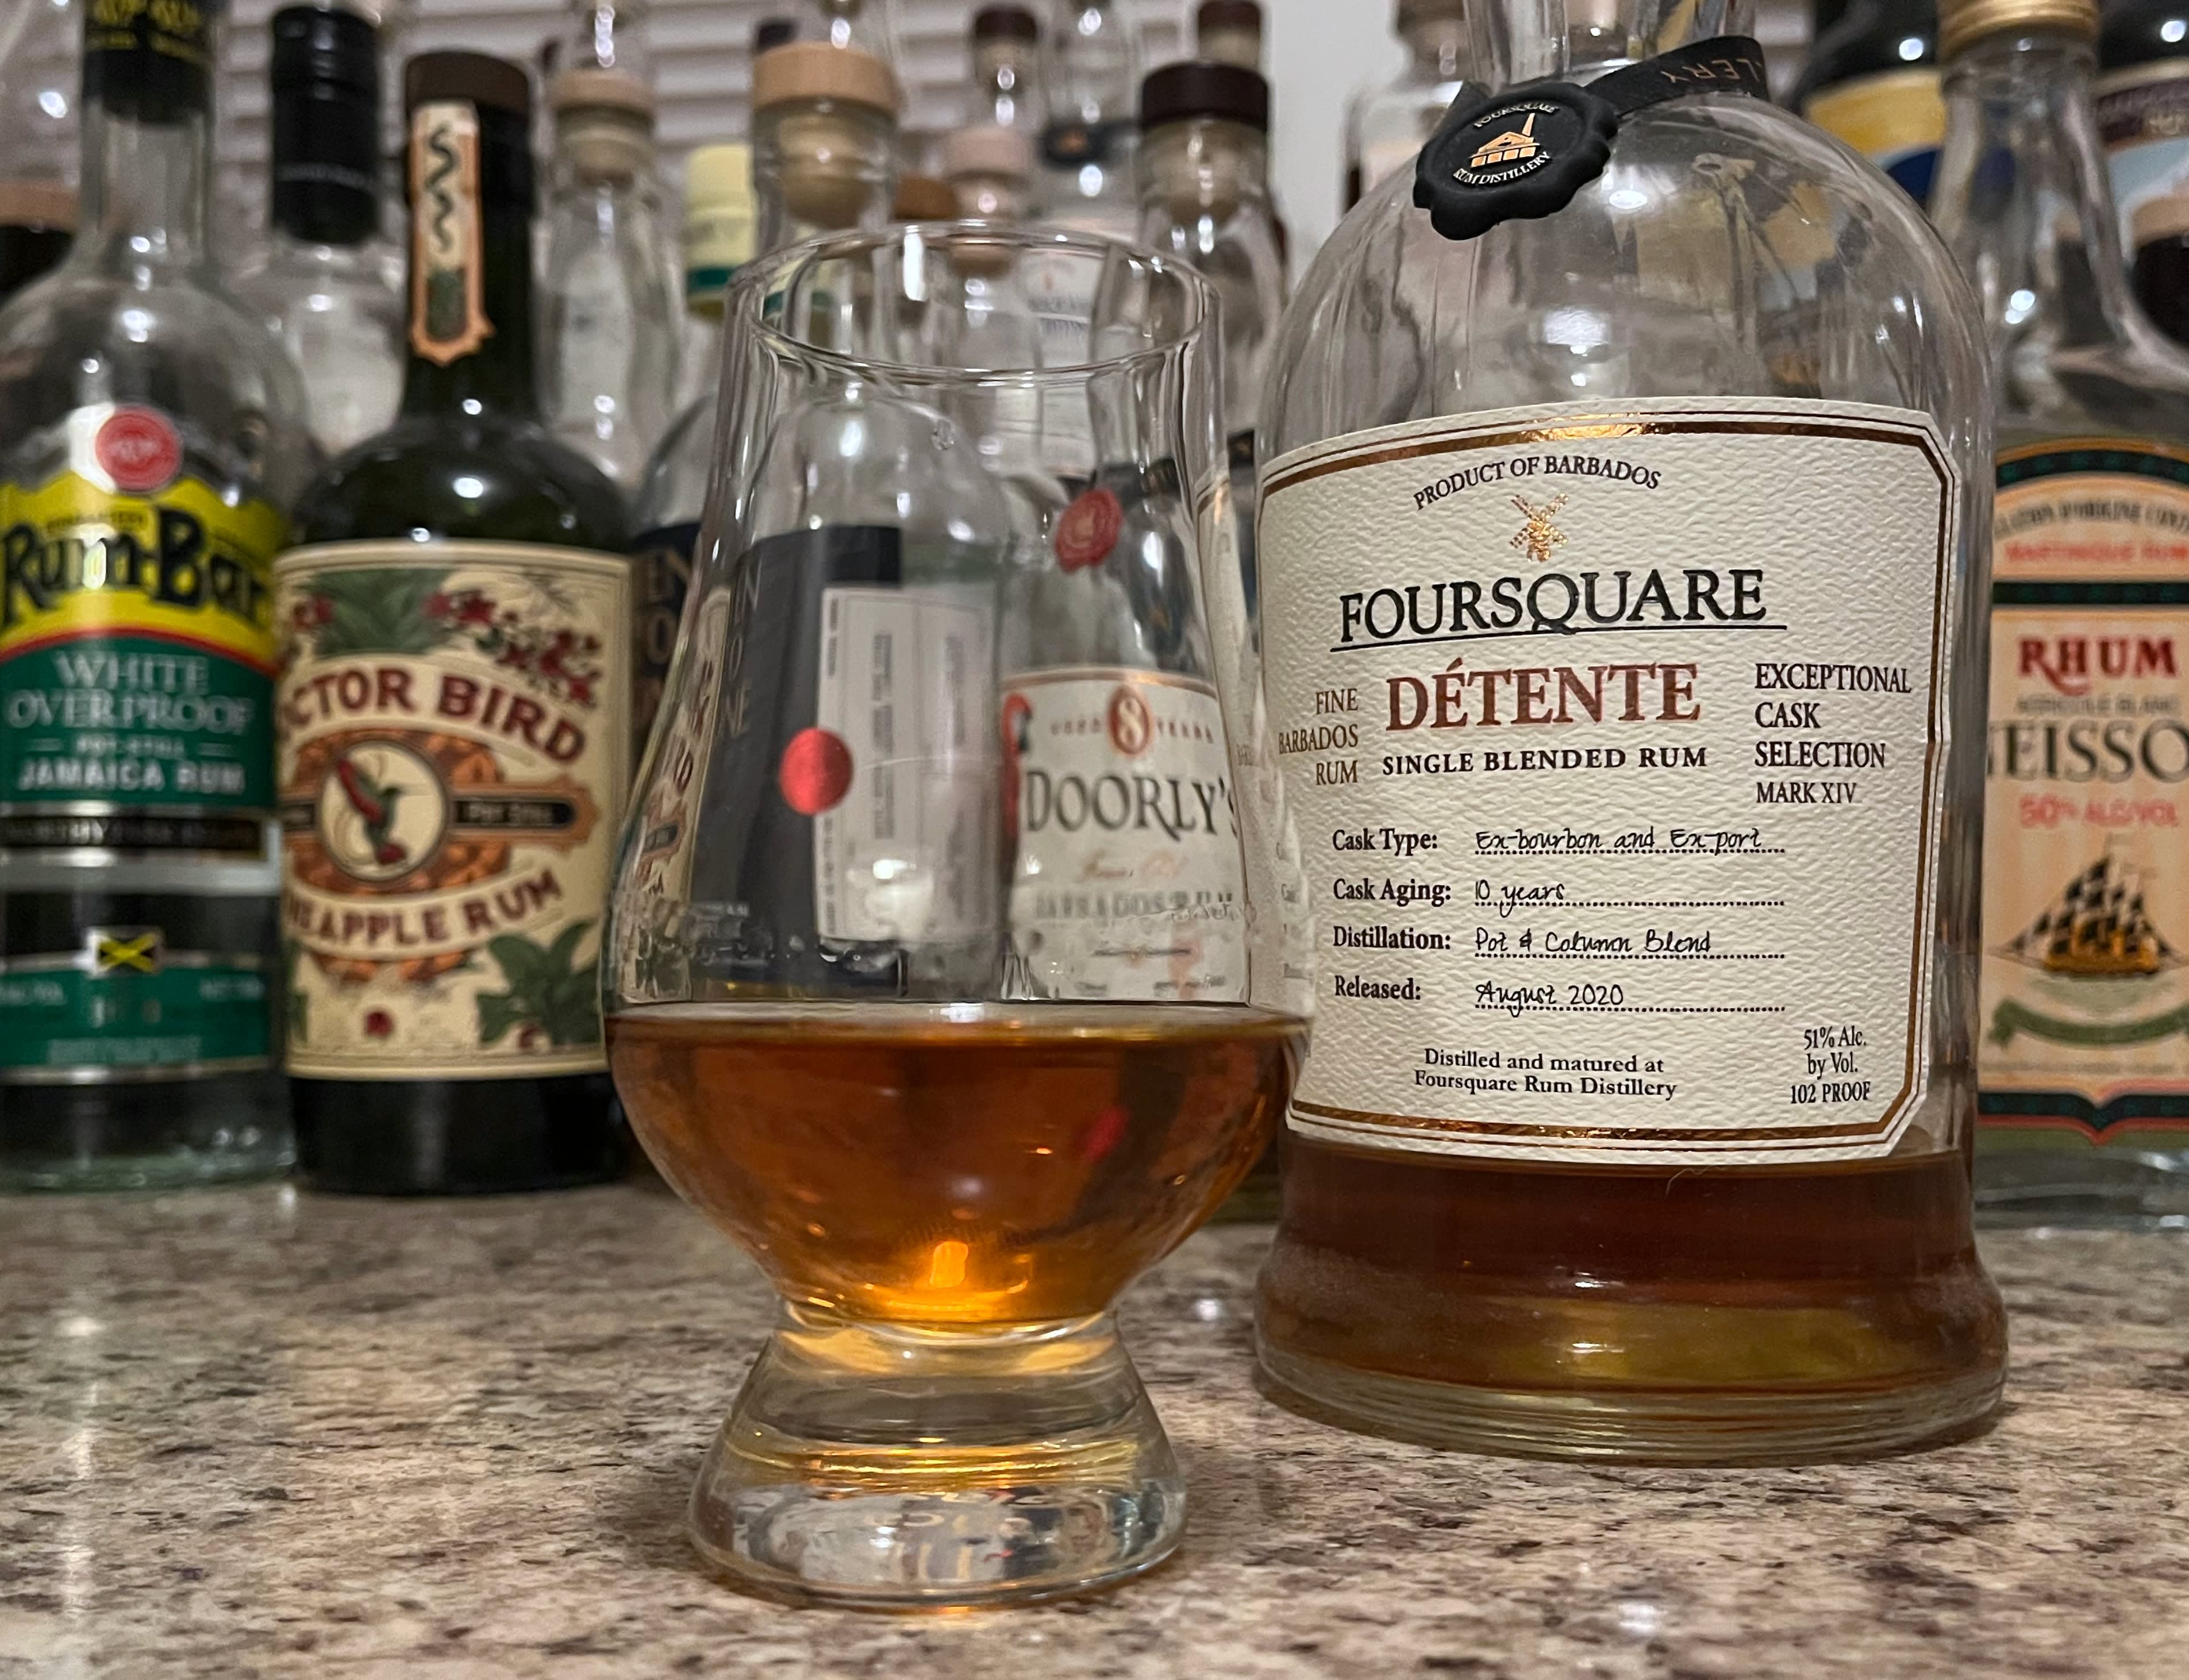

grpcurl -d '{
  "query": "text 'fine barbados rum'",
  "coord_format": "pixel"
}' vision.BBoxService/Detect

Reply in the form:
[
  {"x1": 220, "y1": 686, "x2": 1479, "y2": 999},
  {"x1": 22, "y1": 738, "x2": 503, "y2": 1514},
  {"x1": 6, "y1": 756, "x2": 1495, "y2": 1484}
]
[{"x1": 1252, "y1": 0, "x2": 2007, "y2": 1462}]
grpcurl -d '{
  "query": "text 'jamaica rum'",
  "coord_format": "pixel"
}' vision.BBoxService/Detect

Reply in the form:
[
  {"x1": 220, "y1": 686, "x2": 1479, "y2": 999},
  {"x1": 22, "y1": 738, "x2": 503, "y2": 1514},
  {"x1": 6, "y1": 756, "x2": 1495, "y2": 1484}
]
[
  {"x1": 1251, "y1": 0, "x2": 2006, "y2": 1461},
  {"x1": 276, "y1": 53, "x2": 630, "y2": 1193}
]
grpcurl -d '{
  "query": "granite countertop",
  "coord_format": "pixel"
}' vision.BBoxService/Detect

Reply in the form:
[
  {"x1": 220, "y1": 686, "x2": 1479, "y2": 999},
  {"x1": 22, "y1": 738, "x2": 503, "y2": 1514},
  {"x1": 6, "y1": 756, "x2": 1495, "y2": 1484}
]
[{"x1": 4, "y1": 1184, "x2": 2186, "y2": 1679}]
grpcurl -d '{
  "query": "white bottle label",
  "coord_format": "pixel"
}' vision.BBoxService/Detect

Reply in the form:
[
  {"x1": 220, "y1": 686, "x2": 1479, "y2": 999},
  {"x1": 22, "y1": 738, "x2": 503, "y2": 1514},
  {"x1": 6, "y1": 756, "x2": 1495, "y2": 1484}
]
[
  {"x1": 812, "y1": 585, "x2": 996, "y2": 945},
  {"x1": 1003, "y1": 668, "x2": 1248, "y2": 1001},
  {"x1": 1257, "y1": 398, "x2": 1962, "y2": 1165}
]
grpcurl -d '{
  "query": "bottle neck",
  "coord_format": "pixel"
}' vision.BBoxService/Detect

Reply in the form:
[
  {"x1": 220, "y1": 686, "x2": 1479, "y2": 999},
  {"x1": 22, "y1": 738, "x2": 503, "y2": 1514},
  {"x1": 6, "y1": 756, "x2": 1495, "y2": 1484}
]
[
  {"x1": 399, "y1": 106, "x2": 540, "y2": 420},
  {"x1": 1139, "y1": 120, "x2": 1272, "y2": 224},
  {"x1": 1933, "y1": 28, "x2": 2133, "y2": 365},
  {"x1": 1479, "y1": 0, "x2": 1749, "y2": 85},
  {"x1": 754, "y1": 102, "x2": 898, "y2": 254},
  {"x1": 1402, "y1": 14, "x2": 1469, "y2": 80},
  {"x1": 78, "y1": 91, "x2": 211, "y2": 276}
]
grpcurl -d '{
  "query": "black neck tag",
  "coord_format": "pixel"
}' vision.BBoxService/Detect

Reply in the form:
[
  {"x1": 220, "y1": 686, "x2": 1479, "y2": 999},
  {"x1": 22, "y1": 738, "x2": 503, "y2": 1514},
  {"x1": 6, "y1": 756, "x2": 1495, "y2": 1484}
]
[{"x1": 1412, "y1": 36, "x2": 1771, "y2": 244}]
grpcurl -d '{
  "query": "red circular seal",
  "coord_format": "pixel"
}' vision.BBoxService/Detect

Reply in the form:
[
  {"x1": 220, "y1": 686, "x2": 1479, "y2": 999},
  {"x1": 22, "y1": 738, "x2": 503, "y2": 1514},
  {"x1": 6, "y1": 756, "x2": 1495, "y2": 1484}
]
[
  {"x1": 1054, "y1": 487, "x2": 1122, "y2": 573},
  {"x1": 94, "y1": 406, "x2": 183, "y2": 494},
  {"x1": 778, "y1": 727, "x2": 855, "y2": 816}
]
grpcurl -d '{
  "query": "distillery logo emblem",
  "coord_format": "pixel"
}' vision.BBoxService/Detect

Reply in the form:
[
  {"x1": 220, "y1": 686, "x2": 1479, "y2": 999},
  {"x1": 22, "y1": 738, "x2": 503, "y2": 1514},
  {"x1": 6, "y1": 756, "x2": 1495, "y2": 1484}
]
[
  {"x1": 1470, "y1": 111, "x2": 1542, "y2": 171},
  {"x1": 1510, "y1": 494, "x2": 1569, "y2": 564},
  {"x1": 1449, "y1": 99, "x2": 1569, "y2": 187}
]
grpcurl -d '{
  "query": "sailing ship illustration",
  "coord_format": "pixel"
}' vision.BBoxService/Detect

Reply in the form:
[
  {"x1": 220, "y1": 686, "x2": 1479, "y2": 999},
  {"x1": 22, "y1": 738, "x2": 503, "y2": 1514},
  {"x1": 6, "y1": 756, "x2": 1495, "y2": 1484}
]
[{"x1": 2002, "y1": 853, "x2": 2180, "y2": 978}]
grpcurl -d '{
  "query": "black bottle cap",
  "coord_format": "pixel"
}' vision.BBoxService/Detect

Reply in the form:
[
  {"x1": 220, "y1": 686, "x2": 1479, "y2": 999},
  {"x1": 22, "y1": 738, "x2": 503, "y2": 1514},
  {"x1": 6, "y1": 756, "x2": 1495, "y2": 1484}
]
[
  {"x1": 1139, "y1": 61, "x2": 1270, "y2": 133},
  {"x1": 755, "y1": 17, "x2": 799, "y2": 53},
  {"x1": 1197, "y1": 0, "x2": 1263, "y2": 33},
  {"x1": 402, "y1": 52, "x2": 535, "y2": 215},
  {"x1": 405, "y1": 51, "x2": 532, "y2": 120},
  {"x1": 83, "y1": 0, "x2": 214, "y2": 126},
  {"x1": 974, "y1": 5, "x2": 1040, "y2": 43},
  {"x1": 272, "y1": 4, "x2": 377, "y2": 99},
  {"x1": 271, "y1": 6, "x2": 380, "y2": 245}
]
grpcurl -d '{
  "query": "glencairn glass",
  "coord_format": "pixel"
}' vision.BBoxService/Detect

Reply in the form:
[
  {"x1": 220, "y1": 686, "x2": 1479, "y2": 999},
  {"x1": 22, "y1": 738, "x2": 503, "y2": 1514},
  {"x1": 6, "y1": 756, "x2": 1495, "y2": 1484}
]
[{"x1": 605, "y1": 224, "x2": 1307, "y2": 1607}]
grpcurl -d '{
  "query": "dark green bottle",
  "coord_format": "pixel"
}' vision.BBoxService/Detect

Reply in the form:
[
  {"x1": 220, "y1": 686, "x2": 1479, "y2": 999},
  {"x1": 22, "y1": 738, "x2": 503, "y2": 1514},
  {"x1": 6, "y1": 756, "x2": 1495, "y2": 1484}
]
[
  {"x1": 277, "y1": 52, "x2": 631, "y2": 1194},
  {"x1": 1794, "y1": 0, "x2": 1944, "y2": 205}
]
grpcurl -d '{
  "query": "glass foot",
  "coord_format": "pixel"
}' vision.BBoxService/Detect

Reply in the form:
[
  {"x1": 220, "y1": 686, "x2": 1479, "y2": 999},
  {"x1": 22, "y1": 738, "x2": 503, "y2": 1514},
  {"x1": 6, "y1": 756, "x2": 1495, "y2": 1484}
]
[{"x1": 690, "y1": 1306, "x2": 1184, "y2": 1608}]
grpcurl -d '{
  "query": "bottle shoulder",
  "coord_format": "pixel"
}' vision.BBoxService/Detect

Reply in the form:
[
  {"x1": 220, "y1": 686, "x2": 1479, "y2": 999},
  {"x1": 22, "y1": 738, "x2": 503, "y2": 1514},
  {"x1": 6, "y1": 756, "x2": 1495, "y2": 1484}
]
[
  {"x1": 1265, "y1": 96, "x2": 1985, "y2": 463},
  {"x1": 633, "y1": 394, "x2": 715, "y2": 533},
  {"x1": 0, "y1": 264, "x2": 316, "y2": 500},
  {"x1": 294, "y1": 413, "x2": 630, "y2": 552}
]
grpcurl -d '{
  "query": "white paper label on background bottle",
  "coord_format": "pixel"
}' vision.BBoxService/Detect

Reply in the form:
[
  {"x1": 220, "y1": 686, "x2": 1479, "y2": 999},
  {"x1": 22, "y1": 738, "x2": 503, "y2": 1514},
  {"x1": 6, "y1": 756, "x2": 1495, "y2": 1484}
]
[
  {"x1": 1256, "y1": 397, "x2": 1961, "y2": 1166},
  {"x1": 1002, "y1": 668, "x2": 1247, "y2": 1001},
  {"x1": 810, "y1": 585, "x2": 995, "y2": 945}
]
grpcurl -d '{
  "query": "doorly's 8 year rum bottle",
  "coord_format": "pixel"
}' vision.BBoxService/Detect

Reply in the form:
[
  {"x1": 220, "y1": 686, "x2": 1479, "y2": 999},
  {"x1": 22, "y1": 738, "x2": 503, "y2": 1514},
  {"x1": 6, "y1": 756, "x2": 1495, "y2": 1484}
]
[
  {"x1": 1253, "y1": 0, "x2": 2008, "y2": 1460},
  {"x1": 276, "y1": 53, "x2": 630, "y2": 1193}
]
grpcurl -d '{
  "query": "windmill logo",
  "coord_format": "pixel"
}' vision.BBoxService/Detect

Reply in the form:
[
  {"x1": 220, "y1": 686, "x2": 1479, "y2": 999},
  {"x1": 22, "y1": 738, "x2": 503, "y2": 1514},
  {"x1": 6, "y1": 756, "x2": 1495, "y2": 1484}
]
[
  {"x1": 316, "y1": 741, "x2": 450, "y2": 884},
  {"x1": 1472, "y1": 113, "x2": 1542, "y2": 171},
  {"x1": 1510, "y1": 494, "x2": 1570, "y2": 564}
]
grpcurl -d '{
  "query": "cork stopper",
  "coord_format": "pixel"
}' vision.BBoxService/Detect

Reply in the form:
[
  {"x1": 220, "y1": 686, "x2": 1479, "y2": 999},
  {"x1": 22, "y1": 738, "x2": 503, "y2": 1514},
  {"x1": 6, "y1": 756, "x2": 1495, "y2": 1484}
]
[
  {"x1": 940, "y1": 124, "x2": 1032, "y2": 183},
  {"x1": 2133, "y1": 191, "x2": 2189, "y2": 250},
  {"x1": 549, "y1": 66, "x2": 655, "y2": 182},
  {"x1": 0, "y1": 180, "x2": 76, "y2": 230},
  {"x1": 892, "y1": 172, "x2": 958, "y2": 220},
  {"x1": 1938, "y1": 0, "x2": 2098, "y2": 60},
  {"x1": 752, "y1": 41, "x2": 901, "y2": 117}
]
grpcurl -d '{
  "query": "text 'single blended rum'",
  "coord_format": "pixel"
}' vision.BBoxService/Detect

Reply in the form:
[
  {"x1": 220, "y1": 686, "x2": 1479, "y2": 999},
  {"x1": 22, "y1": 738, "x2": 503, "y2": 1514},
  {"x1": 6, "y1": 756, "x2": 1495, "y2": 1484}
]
[
  {"x1": 277, "y1": 53, "x2": 631, "y2": 1194},
  {"x1": 0, "y1": 0, "x2": 312, "y2": 1189},
  {"x1": 1253, "y1": 0, "x2": 2009, "y2": 1461},
  {"x1": 1933, "y1": 0, "x2": 2189, "y2": 1224}
]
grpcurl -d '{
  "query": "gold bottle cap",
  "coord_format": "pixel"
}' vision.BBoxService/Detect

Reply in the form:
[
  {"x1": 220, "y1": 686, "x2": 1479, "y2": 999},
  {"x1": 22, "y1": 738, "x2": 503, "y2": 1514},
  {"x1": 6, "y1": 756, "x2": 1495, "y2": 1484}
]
[
  {"x1": 752, "y1": 41, "x2": 902, "y2": 118},
  {"x1": 1938, "y1": 0, "x2": 2098, "y2": 61}
]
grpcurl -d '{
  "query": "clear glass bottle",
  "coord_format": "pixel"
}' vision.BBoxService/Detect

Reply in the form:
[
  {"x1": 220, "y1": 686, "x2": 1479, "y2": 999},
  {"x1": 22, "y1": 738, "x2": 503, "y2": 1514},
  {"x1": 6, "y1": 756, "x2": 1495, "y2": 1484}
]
[
  {"x1": 972, "y1": 5, "x2": 1044, "y2": 132},
  {"x1": 631, "y1": 44, "x2": 899, "y2": 761},
  {"x1": 0, "y1": 0, "x2": 311, "y2": 1190},
  {"x1": 0, "y1": 0, "x2": 77, "y2": 305},
  {"x1": 1793, "y1": 0, "x2": 1944, "y2": 205},
  {"x1": 803, "y1": 0, "x2": 902, "y2": 67},
  {"x1": 540, "y1": 64, "x2": 678, "y2": 490},
  {"x1": 1932, "y1": 0, "x2": 2189, "y2": 1226},
  {"x1": 1343, "y1": 0, "x2": 1471, "y2": 209},
  {"x1": 1037, "y1": 0, "x2": 1142, "y2": 237},
  {"x1": 2096, "y1": 0, "x2": 2189, "y2": 350},
  {"x1": 233, "y1": 5, "x2": 403, "y2": 460},
  {"x1": 1137, "y1": 62, "x2": 1284, "y2": 615},
  {"x1": 1197, "y1": 0, "x2": 1265, "y2": 71},
  {"x1": 1254, "y1": 0, "x2": 2006, "y2": 1459},
  {"x1": 278, "y1": 51, "x2": 630, "y2": 1195}
]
